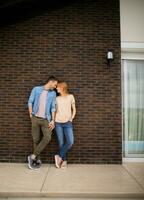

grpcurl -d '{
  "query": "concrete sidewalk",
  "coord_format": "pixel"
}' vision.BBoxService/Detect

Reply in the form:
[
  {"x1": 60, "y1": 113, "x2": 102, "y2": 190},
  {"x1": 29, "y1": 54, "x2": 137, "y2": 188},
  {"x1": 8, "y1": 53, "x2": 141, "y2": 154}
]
[{"x1": 0, "y1": 163, "x2": 144, "y2": 199}]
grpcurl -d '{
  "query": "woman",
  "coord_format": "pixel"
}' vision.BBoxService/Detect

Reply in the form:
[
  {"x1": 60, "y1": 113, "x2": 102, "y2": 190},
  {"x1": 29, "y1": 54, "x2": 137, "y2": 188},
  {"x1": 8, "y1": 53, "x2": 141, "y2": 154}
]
[{"x1": 54, "y1": 82, "x2": 76, "y2": 169}]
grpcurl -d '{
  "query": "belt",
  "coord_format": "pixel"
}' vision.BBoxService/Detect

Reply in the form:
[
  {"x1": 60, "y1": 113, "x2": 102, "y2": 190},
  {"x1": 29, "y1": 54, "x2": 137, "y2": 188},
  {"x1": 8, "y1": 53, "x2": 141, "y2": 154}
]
[{"x1": 33, "y1": 115, "x2": 47, "y2": 120}]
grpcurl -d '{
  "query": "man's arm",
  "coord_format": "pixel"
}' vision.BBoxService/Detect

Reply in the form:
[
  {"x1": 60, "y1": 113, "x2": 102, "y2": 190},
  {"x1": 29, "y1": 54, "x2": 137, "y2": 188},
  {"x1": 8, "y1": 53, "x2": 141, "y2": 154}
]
[
  {"x1": 28, "y1": 87, "x2": 36, "y2": 118},
  {"x1": 28, "y1": 106, "x2": 33, "y2": 118},
  {"x1": 51, "y1": 111, "x2": 56, "y2": 121}
]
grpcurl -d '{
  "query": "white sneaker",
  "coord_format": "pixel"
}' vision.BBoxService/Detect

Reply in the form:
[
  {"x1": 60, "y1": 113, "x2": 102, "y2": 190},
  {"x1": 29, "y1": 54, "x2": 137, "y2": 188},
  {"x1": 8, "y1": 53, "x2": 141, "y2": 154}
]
[
  {"x1": 61, "y1": 161, "x2": 67, "y2": 169},
  {"x1": 54, "y1": 155, "x2": 62, "y2": 168}
]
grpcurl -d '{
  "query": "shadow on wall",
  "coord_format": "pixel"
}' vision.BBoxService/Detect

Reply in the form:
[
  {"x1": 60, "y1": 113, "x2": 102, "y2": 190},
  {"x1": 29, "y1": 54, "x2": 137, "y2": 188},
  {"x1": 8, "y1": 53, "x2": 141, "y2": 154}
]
[{"x1": 0, "y1": 0, "x2": 79, "y2": 26}]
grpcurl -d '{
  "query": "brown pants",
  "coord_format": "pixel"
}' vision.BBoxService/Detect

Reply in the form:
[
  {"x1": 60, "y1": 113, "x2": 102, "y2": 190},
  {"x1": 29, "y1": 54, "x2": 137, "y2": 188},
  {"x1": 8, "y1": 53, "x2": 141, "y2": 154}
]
[{"x1": 31, "y1": 116, "x2": 52, "y2": 156}]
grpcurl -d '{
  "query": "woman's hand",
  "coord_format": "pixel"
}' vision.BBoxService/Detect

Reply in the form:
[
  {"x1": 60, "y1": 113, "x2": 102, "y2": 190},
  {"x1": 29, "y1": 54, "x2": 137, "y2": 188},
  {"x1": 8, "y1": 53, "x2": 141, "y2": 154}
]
[
  {"x1": 48, "y1": 120, "x2": 55, "y2": 131},
  {"x1": 69, "y1": 117, "x2": 74, "y2": 122}
]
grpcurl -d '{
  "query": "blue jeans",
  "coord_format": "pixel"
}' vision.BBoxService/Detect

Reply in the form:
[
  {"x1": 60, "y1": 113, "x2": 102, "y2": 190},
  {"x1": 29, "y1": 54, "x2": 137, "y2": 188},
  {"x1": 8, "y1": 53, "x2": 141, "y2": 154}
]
[{"x1": 55, "y1": 121, "x2": 74, "y2": 161}]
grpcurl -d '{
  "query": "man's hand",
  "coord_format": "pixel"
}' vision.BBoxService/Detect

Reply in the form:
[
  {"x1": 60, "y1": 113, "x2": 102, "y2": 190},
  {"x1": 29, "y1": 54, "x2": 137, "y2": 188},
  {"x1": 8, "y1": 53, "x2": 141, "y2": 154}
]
[
  {"x1": 48, "y1": 120, "x2": 55, "y2": 131},
  {"x1": 29, "y1": 105, "x2": 33, "y2": 119}
]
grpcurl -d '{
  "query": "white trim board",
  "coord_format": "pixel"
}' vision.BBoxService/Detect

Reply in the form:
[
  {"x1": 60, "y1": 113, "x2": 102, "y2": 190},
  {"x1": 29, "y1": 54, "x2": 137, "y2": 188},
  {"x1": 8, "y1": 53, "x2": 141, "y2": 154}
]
[
  {"x1": 123, "y1": 158, "x2": 144, "y2": 163},
  {"x1": 121, "y1": 42, "x2": 144, "y2": 52},
  {"x1": 121, "y1": 52, "x2": 144, "y2": 60},
  {"x1": 121, "y1": 42, "x2": 144, "y2": 60}
]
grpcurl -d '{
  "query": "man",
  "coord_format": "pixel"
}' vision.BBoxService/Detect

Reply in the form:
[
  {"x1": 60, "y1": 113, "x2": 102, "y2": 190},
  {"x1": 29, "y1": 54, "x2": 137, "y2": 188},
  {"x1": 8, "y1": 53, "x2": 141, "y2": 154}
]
[{"x1": 28, "y1": 76, "x2": 58, "y2": 170}]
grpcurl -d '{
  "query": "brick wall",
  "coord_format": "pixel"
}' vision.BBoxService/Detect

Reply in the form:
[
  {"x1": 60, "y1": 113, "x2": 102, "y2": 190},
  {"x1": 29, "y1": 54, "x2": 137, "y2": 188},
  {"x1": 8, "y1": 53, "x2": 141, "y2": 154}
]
[{"x1": 0, "y1": 0, "x2": 122, "y2": 164}]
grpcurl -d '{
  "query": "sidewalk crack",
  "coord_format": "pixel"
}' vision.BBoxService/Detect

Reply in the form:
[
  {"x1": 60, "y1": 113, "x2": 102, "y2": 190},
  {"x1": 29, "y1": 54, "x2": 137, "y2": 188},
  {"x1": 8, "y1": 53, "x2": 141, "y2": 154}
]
[
  {"x1": 122, "y1": 164, "x2": 144, "y2": 191},
  {"x1": 40, "y1": 164, "x2": 51, "y2": 192}
]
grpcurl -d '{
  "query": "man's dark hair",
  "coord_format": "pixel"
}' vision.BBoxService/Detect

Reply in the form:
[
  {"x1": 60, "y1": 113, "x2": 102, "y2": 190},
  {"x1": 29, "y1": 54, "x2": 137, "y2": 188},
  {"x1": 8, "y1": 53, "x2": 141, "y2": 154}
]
[{"x1": 45, "y1": 76, "x2": 57, "y2": 83}]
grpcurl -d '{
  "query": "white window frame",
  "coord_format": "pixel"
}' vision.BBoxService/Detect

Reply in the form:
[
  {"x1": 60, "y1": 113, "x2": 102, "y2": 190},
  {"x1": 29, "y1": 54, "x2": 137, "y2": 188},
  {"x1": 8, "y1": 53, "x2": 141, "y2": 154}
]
[{"x1": 121, "y1": 42, "x2": 144, "y2": 162}]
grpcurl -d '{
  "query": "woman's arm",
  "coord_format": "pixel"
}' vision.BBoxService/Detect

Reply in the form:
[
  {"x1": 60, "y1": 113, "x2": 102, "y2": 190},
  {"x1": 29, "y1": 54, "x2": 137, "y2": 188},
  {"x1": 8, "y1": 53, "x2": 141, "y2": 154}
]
[
  {"x1": 71, "y1": 102, "x2": 76, "y2": 120},
  {"x1": 71, "y1": 95, "x2": 76, "y2": 120},
  {"x1": 49, "y1": 93, "x2": 57, "y2": 130}
]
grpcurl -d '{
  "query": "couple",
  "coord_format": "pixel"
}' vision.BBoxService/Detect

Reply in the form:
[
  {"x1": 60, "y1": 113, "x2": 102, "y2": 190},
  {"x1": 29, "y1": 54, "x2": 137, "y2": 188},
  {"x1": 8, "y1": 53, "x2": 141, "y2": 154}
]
[{"x1": 27, "y1": 76, "x2": 76, "y2": 170}]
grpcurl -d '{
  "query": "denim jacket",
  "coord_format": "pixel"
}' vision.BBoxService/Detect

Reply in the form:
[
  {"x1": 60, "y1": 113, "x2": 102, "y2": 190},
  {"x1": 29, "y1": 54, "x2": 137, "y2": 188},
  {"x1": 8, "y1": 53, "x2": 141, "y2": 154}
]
[{"x1": 28, "y1": 86, "x2": 56, "y2": 122}]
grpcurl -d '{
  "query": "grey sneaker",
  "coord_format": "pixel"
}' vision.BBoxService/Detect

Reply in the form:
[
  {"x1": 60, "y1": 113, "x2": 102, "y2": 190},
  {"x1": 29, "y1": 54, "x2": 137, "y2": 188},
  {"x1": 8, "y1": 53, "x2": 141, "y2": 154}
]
[
  {"x1": 32, "y1": 160, "x2": 41, "y2": 170},
  {"x1": 36, "y1": 159, "x2": 42, "y2": 168},
  {"x1": 28, "y1": 155, "x2": 40, "y2": 170}
]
